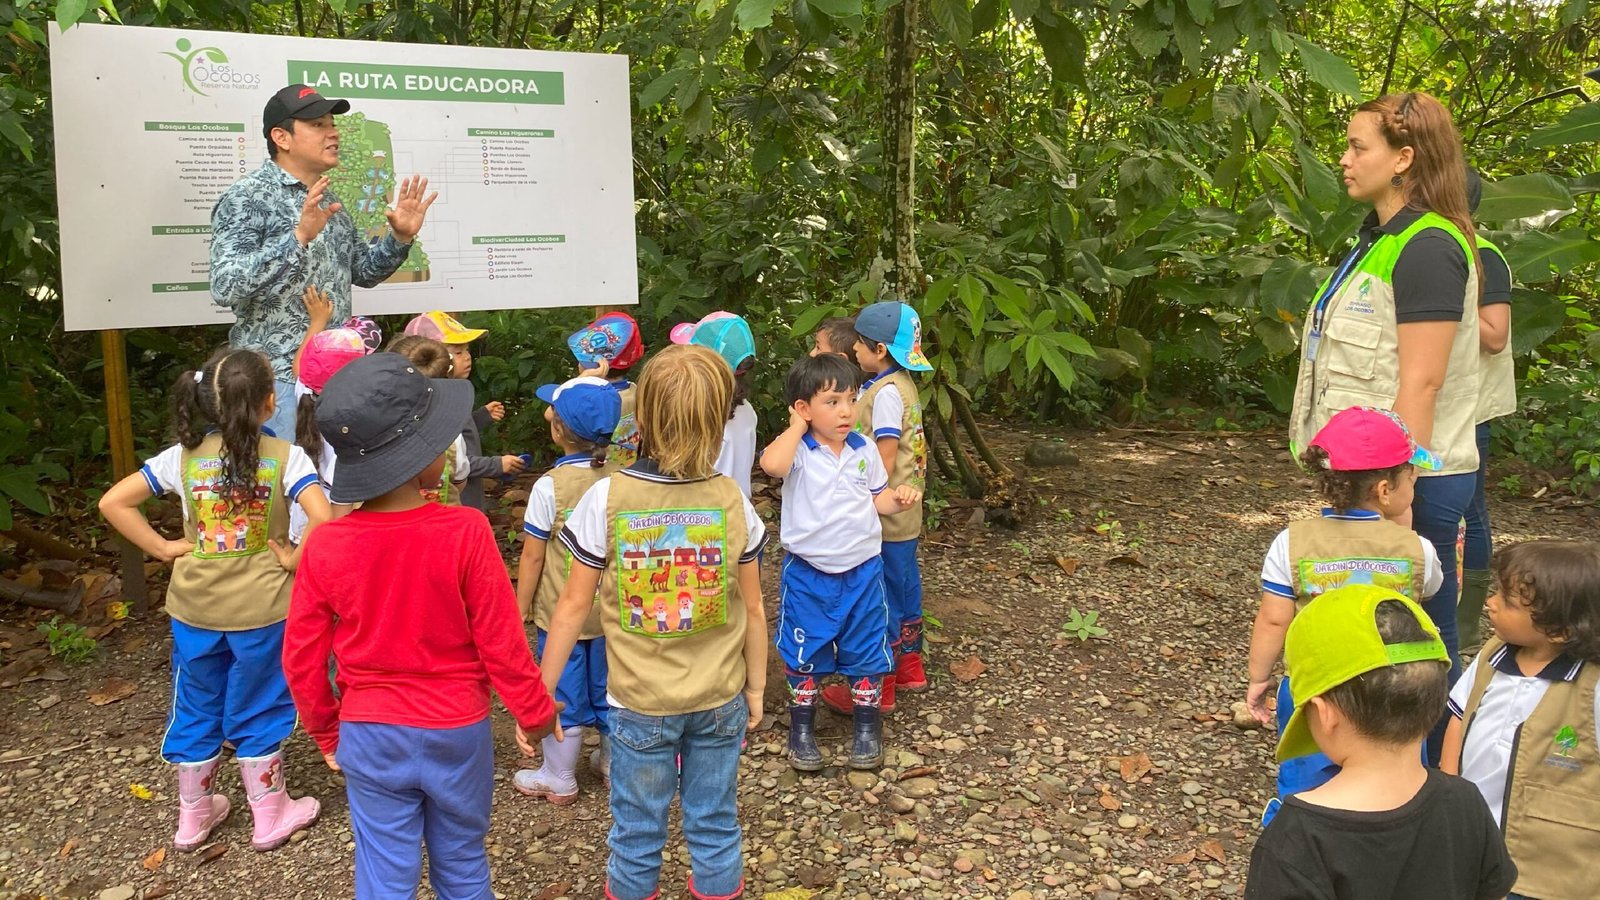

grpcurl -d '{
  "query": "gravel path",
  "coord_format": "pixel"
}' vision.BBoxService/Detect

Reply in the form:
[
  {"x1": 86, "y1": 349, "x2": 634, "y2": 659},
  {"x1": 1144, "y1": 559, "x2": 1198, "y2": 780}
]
[{"x1": 1, "y1": 427, "x2": 1588, "y2": 899}]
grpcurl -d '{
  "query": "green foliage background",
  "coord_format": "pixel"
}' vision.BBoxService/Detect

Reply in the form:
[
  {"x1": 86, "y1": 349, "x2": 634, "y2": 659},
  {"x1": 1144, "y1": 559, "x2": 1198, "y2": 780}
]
[{"x1": 1, "y1": 0, "x2": 1597, "y2": 525}]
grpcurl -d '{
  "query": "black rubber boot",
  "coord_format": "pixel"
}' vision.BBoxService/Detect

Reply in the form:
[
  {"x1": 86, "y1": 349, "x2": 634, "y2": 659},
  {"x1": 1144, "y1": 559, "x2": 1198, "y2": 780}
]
[
  {"x1": 787, "y1": 705, "x2": 824, "y2": 772},
  {"x1": 848, "y1": 704, "x2": 884, "y2": 770}
]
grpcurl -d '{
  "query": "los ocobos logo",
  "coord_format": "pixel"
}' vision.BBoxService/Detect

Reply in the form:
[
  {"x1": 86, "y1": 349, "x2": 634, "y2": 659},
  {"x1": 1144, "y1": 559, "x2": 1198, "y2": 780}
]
[{"x1": 162, "y1": 38, "x2": 261, "y2": 95}]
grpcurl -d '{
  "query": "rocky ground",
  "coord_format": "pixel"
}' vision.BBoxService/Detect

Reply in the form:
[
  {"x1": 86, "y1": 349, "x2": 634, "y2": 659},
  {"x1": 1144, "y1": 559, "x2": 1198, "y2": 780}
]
[{"x1": 1, "y1": 425, "x2": 1590, "y2": 900}]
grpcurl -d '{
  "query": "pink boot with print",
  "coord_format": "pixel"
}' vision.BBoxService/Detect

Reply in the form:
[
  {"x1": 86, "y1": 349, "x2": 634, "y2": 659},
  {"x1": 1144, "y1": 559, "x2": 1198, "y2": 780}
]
[
  {"x1": 173, "y1": 755, "x2": 231, "y2": 851},
  {"x1": 237, "y1": 752, "x2": 320, "y2": 851}
]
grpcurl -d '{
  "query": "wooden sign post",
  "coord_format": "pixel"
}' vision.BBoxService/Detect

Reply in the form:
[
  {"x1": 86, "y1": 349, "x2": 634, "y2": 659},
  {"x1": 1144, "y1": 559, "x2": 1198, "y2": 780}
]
[{"x1": 100, "y1": 329, "x2": 149, "y2": 615}]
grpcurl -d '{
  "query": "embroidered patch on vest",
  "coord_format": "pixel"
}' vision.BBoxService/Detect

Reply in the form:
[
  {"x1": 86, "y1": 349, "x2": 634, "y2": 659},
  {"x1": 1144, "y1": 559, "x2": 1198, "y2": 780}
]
[
  {"x1": 614, "y1": 508, "x2": 729, "y2": 637},
  {"x1": 1296, "y1": 557, "x2": 1414, "y2": 597},
  {"x1": 185, "y1": 456, "x2": 278, "y2": 558}
]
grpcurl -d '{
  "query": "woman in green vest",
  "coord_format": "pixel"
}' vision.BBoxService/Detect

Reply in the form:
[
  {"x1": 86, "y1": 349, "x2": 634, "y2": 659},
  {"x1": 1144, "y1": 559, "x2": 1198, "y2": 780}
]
[{"x1": 1288, "y1": 92, "x2": 1482, "y2": 763}]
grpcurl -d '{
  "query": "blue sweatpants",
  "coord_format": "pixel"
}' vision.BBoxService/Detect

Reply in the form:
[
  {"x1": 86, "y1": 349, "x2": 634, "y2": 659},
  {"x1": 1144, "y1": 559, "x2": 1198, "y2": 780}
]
[
  {"x1": 881, "y1": 538, "x2": 924, "y2": 656},
  {"x1": 162, "y1": 619, "x2": 296, "y2": 763},
  {"x1": 777, "y1": 554, "x2": 893, "y2": 677},
  {"x1": 535, "y1": 630, "x2": 609, "y2": 734},
  {"x1": 1272, "y1": 677, "x2": 1338, "y2": 801},
  {"x1": 337, "y1": 718, "x2": 495, "y2": 900}
]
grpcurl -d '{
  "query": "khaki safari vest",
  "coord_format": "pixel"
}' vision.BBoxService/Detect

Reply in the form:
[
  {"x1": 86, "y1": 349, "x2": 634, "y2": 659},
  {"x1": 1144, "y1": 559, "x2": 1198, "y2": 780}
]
[
  {"x1": 1475, "y1": 238, "x2": 1517, "y2": 424},
  {"x1": 167, "y1": 434, "x2": 294, "y2": 631},
  {"x1": 600, "y1": 472, "x2": 752, "y2": 716},
  {"x1": 604, "y1": 384, "x2": 640, "y2": 472},
  {"x1": 1285, "y1": 516, "x2": 1426, "y2": 609},
  {"x1": 856, "y1": 369, "x2": 927, "y2": 542},
  {"x1": 1289, "y1": 212, "x2": 1481, "y2": 476},
  {"x1": 531, "y1": 462, "x2": 606, "y2": 639},
  {"x1": 1460, "y1": 637, "x2": 1600, "y2": 900}
]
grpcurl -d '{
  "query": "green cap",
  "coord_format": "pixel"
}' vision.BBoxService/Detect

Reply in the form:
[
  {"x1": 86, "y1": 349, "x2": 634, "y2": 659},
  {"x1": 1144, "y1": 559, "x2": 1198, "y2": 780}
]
[{"x1": 1277, "y1": 584, "x2": 1449, "y2": 762}]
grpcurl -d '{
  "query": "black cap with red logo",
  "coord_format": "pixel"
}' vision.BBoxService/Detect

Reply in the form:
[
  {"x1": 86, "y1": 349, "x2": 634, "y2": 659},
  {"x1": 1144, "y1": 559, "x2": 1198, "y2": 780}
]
[{"x1": 261, "y1": 84, "x2": 352, "y2": 139}]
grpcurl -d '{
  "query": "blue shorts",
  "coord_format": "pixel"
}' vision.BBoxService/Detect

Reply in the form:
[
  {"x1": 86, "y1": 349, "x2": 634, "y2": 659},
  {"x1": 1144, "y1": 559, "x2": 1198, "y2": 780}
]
[
  {"x1": 162, "y1": 619, "x2": 297, "y2": 763},
  {"x1": 776, "y1": 554, "x2": 893, "y2": 677},
  {"x1": 882, "y1": 538, "x2": 924, "y2": 630},
  {"x1": 536, "y1": 630, "x2": 609, "y2": 734}
]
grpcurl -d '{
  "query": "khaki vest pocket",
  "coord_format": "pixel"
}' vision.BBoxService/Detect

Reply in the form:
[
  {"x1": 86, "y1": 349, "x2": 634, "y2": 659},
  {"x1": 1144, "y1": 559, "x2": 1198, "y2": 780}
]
[{"x1": 1322, "y1": 316, "x2": 1385, "y2": 381}]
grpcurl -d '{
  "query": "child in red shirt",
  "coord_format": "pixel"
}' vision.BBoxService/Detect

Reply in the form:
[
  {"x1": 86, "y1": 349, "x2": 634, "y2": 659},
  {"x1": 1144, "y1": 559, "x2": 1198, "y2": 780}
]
[{"x1": 283, "y1": 352, "x2": 558, "y2": 899}]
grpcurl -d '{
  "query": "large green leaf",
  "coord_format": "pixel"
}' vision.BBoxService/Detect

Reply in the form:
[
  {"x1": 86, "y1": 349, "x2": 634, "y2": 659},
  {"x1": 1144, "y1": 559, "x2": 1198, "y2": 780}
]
[
  {"x1": 929, "y1": 0, "x2": 974, "y2": 45},
  {"x1": 734, "y1": 0, "x2": 783, "y2": 31},
  {"x1": 1476, "y1": 174, "x2": 1574, "y2": 222},
  {"x1": 638, "y1": 68, "x2": 688, "y2": 109},
  {"x1": 1033, "y1": 16, "x2": 1087, "y2": 87},
  {"x1": 1509, "y1": 289, "x2": 1567, "y2": 356},
  {"x1": 55, "y1": 0, "x2": 90, "y2": 27},
  {"x1": 1288, "y1": 34, "x2": 1361, "y2": 98},
  {"x1": 1527, "y1": 103, "x2": 1600, "y2": 149},
  {"x1": 1505, "y1": 229, "x2": 1600, "y2": 283},
  {"x1": 805, "y1": 0, "x2": 863, "y2": 16}
]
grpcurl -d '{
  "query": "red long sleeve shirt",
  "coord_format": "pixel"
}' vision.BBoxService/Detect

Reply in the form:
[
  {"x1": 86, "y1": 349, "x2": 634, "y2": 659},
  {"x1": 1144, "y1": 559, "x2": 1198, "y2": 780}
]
[{"x1": 284, "y1": 503, "x2": 554, "y2": 754}]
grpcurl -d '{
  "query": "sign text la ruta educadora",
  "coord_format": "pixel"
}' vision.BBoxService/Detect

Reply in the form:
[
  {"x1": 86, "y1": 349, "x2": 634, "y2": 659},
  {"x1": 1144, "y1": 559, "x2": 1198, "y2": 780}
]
[{"x1": 287, "y1": 60, "x2": 565, "y2": 105}]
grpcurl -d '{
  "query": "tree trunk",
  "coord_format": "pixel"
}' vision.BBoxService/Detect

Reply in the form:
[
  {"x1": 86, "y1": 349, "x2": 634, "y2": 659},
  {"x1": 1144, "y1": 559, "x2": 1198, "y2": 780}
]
[{"x1": 884, "y1": 0, "x2": 922, "y2": 298}]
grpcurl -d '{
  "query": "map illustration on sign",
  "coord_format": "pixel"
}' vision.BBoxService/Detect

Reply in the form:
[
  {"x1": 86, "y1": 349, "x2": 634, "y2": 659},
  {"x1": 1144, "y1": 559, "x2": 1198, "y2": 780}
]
[{"x1": 328, "y1": 112, "x2": 430, "y2": 283}]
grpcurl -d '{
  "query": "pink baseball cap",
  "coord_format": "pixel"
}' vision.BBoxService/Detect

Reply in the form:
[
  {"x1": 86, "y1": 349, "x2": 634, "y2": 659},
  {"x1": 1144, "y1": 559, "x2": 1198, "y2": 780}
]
[
  {"x1": 1309, "y1": 407, "x2": 1441, "y2": 472},
  {"x1": 300, "y1": 328, "x2": 370, "y2": 394}
]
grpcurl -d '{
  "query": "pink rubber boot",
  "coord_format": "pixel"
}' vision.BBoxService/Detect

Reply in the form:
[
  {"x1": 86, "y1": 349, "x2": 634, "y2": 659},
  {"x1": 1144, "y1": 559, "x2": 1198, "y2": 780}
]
[
  {"x1": 237, "y1": 752, "x2": 320, "y2": 851},
  {"x1": 173, "y1": 755, "x2": 231, "y2": 851}
]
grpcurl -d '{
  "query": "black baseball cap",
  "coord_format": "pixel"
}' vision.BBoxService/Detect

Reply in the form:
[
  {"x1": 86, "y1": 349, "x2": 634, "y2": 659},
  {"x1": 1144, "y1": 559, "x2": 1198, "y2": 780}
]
[
  {"x1": 261, "y1": 84, "x2": 351, "y2": 139},
  {"x1": 315, "y1": 352, "x2": 473, "y2": 504}
]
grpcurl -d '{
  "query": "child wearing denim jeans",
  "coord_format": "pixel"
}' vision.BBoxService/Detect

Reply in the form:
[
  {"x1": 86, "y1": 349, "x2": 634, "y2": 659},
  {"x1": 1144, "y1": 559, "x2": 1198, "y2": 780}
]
[{"x1": 543, "y1": 343, "x2": 768, "y2": 900}]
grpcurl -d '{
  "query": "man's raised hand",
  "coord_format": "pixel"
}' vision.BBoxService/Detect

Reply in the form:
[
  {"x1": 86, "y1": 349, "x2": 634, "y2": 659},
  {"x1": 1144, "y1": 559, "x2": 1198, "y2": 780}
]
[
  {"x1": 295, "y1": 176, "x2": 342, "y2": 246},
  {"x1": 385, "y1": 175, "x2": 438, "y2": 244}
]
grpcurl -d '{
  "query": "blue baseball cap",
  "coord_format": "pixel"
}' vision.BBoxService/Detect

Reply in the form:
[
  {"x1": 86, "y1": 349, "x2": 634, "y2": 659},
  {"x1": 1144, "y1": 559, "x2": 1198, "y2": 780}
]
[
  {"x1": 855, "y1": 301, "x2": 932, "y2": 372},
  {"x1": 535, "y1": 376, "x2": 622, "y2": 445},
  {"x1": 670, "y1": 312, "x2": 757, "y2": 372}
]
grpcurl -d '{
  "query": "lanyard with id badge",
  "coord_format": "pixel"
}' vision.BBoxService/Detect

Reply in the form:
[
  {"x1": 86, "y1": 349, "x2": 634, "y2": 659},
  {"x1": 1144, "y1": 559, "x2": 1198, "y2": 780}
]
[{"x1": 1303, "y1": 242, "x2": 1368, "y2": 364}]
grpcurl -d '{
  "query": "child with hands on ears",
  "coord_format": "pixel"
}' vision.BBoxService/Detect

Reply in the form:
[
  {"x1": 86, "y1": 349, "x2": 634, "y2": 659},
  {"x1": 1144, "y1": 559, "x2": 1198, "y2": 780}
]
[
  {"x1": 761, "y1": 353, "x2": 920, "y2": 774},
  {"x1": 1245, "y1": 406, "x2": 1444, "y2": 825},
  {"x1": 98, "y1": 348, "x2": 331, "y2": 854}
]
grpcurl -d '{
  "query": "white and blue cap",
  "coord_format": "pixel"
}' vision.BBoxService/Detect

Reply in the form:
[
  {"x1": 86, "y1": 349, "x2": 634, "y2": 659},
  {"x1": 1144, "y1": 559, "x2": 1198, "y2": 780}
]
[
  {"x1": 855, "y1": 301, "x2": 932, "y2": 372},
  {"x1": 535, "y1": 376, "x2": 621, "y2": 445}
]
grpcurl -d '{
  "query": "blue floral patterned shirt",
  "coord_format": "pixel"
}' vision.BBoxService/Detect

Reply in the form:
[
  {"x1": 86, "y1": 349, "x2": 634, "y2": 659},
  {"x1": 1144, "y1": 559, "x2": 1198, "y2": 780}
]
[{"x1": 209, "y1": 159, "x2": 411, "y2": 382}]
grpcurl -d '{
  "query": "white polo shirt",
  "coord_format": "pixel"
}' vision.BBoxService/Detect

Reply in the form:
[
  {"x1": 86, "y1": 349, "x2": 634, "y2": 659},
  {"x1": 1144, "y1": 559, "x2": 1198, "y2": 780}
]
[
  {"x1": 859, "y1": 367, "x2": 905, "y2": 440},
  {"x1": 778, "y1": 431, "x2": 888, "y2": 574},
  {"x1": 715, "y1": 400, "x2": 758, "y2": 498},
  {"x1": 1449, "y1": 643, "x2": 1599, "y2": 826}
]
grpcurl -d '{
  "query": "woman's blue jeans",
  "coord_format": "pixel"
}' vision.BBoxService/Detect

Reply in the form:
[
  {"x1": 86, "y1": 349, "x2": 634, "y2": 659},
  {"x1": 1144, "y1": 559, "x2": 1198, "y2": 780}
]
[
  {"x1": 1463, "y1": 422, "x2": 1494, "y2": 571},
  {"x1": 1413, "y1": 472, "x2": 1474, "y2": 765},
  {"x1": 606, "y1": 694, "x2": 748, "y2": 900}
]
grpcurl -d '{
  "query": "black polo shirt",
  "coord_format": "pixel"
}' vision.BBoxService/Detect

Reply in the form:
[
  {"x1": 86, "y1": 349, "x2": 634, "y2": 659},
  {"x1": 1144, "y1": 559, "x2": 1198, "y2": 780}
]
[
  {"x1": 1350, "y1": 207, "x2": 1470, "y2": 323},
  {"x1": 1480, "y1": 243, "x2": 1512, "y2": 307}
]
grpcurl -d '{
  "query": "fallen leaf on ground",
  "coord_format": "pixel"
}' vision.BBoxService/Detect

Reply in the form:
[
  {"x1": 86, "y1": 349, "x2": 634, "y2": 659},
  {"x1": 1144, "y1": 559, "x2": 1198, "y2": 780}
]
[
  {"x1": 949, "y1": 655, "x2": 987, "y2": 683},
  {"x1": 142, "y1": 883, "x2": 175, "y2": 900},
  {"x1": 897, "y1": 766, "x2": 937, "y2": 781},
  {"x1": 1097, "y1": 792, "x2": 1122, "y2": 810},
  {"x1": 1118, "y1": 751, "x2": 1153, "y2": 783},
  {"x1": 88, "y1": 678, "x2": 137, "y2": 706},
  {"x1": 1107, "y1": 553, "x2": 1146, "y2": 567},
  {"x1": 534, "y1": 881, "x2": 571, "y2": 900},
  {"x1": 760, "y1": 890, "x2": 816, "y2": 900},
  {"x1": 1054, "y1": 555, "x2": 1081, "y2": 575},
  {"x1": 1161, "y1": 849, "x2": 1196, "y2": 865},
  {"x1": 1199, "y1": 839, "x2": 1226, "y2": 862},
  {"x1": 197, "y1": 843, "x2": 229, "y2": 865},
  {"x1": 58, "y1": 838, "x2": 79, "y2": 858},
  {"x1": 130, "y1": 784, "x2": 153, "y2": 801},
  {"x1": 143, "y1": 846, "x2": 166, "y2": 871}
]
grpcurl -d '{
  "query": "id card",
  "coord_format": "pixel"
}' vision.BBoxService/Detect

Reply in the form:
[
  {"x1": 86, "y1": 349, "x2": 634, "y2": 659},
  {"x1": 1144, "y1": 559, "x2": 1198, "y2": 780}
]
[{"x1": 1303, "y1": 329, "x2": 1321, "y2": 363}]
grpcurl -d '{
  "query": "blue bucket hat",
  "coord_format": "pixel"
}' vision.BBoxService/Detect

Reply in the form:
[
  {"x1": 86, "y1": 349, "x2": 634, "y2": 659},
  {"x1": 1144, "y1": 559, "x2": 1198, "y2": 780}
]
[
  {"x1": 536, "y1": 376, "x2": 622, "y2": 445},
  {"x1": 855, "y1": 301, "x2": 932, "y2": 372}
]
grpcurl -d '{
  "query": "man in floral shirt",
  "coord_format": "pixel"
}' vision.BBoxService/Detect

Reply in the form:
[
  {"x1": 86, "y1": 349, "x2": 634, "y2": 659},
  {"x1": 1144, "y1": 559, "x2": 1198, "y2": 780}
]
[{"x1": 210, "y1": 84, "x2": 436, "y2": 436}]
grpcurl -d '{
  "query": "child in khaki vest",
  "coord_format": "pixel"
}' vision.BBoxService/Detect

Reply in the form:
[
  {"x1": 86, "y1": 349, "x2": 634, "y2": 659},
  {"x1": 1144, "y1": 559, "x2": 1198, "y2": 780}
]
[
  {"x1": 1443, "y1": 540, "x2": 1600, "y2": 900},
  {"x1": 1246, "y1": 406, "x2": 1443, "y2": 823},
  {"x1": 1246, "y1": 585, "x2": 1516, "y2": 900},
  {"x1": 543, "y1": 344, "x2": 768, "y2": 900},
  {"x1": 821, "y1": 300, "x2": 932, "y2": 716},
  {"x1": 513, "y1": 376, "x2": 621, "y2": 805},
  {"x1": 99, "y1": 348, "x2": 331, "y2": 853}
]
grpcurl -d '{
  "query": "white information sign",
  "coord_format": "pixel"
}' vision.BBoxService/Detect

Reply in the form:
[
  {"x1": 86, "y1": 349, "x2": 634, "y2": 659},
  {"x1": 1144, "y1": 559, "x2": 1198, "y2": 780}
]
[{"x1": 50, "y1": 23, "x2": 636, "y2": 332}]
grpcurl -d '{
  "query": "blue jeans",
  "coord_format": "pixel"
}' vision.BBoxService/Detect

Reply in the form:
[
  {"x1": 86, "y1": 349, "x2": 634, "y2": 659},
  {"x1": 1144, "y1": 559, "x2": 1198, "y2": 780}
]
[
  {"x1": 1463, "y1": 422, "x2": 1493, "y2": 571},
  {"x1": 162, "y1": 619, "x2": 296, "y2": 763},
  {"x1": 607, "y1": 695, "x2": 747, "y2": 900},
  {"x1": 337, "y1": 718, "x2": 495, "y2": 900},
  {"x1": 1413, "y1": 472, "x2": 1474, "y2": 764},
  {"x1": 267, "y1": 378, "x2": 298, "y2": 441}
]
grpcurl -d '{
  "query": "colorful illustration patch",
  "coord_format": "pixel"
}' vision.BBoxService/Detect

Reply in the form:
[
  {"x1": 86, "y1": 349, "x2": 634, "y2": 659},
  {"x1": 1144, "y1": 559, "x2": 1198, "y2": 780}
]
[
  {"x1": 1295, "y1": 556, "x2": 1415, "y2": 599},
  {"x1": 607, "y1": 413, "x2": 641, "y2": 470},
  {"x1": 614, "y1": 507, "x2": 729, "y2": 638},
  {"x1": 183, "y1": 456, "x2": 277, "y2": 558}
]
